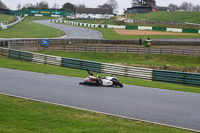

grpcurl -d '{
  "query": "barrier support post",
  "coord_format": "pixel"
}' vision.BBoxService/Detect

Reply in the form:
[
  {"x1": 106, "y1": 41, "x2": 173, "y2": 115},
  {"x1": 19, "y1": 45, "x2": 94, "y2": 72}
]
[{"x1": 171, "y1": 48, "x2": 174, "y2": 55}]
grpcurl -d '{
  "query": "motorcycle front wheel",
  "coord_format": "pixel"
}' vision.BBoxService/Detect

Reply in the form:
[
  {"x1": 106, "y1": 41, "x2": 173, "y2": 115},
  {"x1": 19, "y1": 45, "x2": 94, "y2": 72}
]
[{"x1": 114, "y1": 82, "x2": 123, "y2": 88}]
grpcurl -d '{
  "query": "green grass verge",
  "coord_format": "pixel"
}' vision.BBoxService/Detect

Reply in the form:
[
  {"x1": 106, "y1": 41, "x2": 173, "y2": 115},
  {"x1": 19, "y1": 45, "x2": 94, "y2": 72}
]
[
  {"x1": 57, "y1": 22, "x2": 200, "y2": 40},
  {"x1": 0, "y1": 56, "x2": 199, "y2": 93},
  {"x1": 130, "y1": 11, "x2": 200, "y2": 24},
  {"x1": 38, "y1": 50, "x2": 200, "y2": 69},
  {"x1": 0, "y1": 16, "x2": 64, "y2": 38},
  {"x1": 0, "y1": 95, "x2": 192, "y2": 133},
  {"x1": 0, "y1": 14, "x2": 14, "y2": 23}
]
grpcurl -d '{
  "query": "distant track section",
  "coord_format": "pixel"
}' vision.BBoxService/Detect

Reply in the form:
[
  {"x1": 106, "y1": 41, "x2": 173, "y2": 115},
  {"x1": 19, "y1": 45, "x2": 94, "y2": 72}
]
[{"x1": 33, "y1": 20, "x2": 102, "y2": 39}]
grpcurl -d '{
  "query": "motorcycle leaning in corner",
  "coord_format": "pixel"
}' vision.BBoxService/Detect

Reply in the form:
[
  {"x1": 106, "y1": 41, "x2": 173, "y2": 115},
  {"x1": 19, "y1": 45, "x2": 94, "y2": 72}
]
[{"x1": 79, "y1": 69, "x2": 123, "y2": 88}]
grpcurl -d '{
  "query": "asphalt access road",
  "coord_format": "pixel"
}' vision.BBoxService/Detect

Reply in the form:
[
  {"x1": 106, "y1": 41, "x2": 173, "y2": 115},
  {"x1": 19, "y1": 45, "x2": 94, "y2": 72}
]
[
  {"x1": 0, "y1": 68, "x2": 200, "y2": 131},
  {"x1": 33, "y1": 20, "x2": 102, "y2": 39}
]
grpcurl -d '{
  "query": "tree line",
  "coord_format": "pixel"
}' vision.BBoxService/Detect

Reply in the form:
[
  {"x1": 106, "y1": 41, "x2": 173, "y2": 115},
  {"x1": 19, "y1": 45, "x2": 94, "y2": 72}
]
[
  {"x1": 11, "y1": 0, "x2": 118, "y2": 14},
  {"x1": 168, "y1": 2, "x2": 200, "y2": 11},
  {"x1": 0, "y1": 0, "x2": 7, "y2": 9}
]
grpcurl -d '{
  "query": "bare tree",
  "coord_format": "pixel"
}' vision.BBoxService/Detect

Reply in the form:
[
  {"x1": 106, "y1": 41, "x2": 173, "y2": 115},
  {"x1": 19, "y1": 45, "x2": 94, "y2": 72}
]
[
  {"x1": 17, "y1": 3, "x2": 21, "y2": 10},
  {"x1": 168, "y1": 1, "x2": 200, "y2": 12},
  {"x1": 23, "y1": 3, "x2": 35, "y2": 9},
  {"x1": 131, "y1": 0, "x2": 140, "y2": 6},
  {"x1": 0, "y1": 0, "x2": 8, "y2": 9},
  {"x1": 168, "y1": 4, "x2": 179, "y2": 11},
  {"x1": 188, "y1": 2, "x2": 193, "y2": 11},
  {"x1": 77, "y1": 4, "x2": 86, "y2": 9},
  {"x1": 52, "y1": 3, "x2": 57, "y2": 9},
  {"x1": 131, "y1": 0, "x2": 156, "y2": 7},
  {"x1": 180, "y1": 2, "x2": 189, "y2": 11},
  {"x1": 97, "y1": 3, "x2": 110, "y2": 9},
  {"x1": 193, "y1": 5, "x2": 200, "y2": 11},
  {"x1": 36, "y1": 1, "x2": 49, "y2": 9},
  {"x1": 107, "y1": 0, "x2": 118, "y2": 14}
]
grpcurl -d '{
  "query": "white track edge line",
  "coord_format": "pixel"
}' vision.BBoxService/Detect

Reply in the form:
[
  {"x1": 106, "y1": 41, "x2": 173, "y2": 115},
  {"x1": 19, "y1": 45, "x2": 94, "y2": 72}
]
[{"x1": 0, "y1": 92, "x2": 199, "y2": 133}]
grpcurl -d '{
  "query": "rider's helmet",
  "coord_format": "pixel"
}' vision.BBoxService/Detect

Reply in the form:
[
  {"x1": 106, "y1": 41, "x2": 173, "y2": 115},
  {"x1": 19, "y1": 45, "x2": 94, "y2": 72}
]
[{"x1": 90, "y1": 71, "x2": 94, "y2": 76}]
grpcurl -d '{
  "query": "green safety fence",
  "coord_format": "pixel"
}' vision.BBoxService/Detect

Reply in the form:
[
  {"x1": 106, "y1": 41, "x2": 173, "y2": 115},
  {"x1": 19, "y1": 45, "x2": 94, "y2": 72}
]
[
  {"x1": 7, "y1": 25, "x2": 12, "y2": 29},
  {"x1": 153, "y1": 70, "x2": 200, "y2": 87},
  {"x1": 125, "y1": 26, "x2": 138, "y2": 30},
  {"x1": 61, "y1": 58, "x2": 101, "y2": 72},
  {"x1": 2, "y1": 47, "x2": 200, "y2": 87},
  {"x1": 182, "y1": 29, "x2": 199, "y2": 34},
  {"x1": 20, "y1": 51, "x2": 32, "y2": 61},
  {"x1": 9, "y1": 50, "x2": 32, "y2": 61},
  {"x1": 9, "y1": 50, "x2": 20, "y2": 59},
  {"x1": 152, "y1": 27, "x2": 167, "y2": 31}
]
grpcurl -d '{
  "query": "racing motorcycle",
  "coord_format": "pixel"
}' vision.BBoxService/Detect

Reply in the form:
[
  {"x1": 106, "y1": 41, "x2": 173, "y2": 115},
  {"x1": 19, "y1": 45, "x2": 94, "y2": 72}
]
[{"x1": 79, "y1": 69, "x2": 123, "y2": 88}]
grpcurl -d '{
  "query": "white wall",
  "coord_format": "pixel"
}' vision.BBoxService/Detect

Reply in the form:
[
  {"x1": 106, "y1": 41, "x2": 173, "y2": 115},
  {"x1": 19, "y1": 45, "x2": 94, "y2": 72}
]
[{"x1": 76, "y1": 13, "x2": 114, "y2": 19}]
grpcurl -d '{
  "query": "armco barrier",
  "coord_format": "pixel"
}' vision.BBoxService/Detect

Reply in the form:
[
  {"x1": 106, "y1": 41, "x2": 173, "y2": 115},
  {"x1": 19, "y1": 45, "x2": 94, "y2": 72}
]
[
  {"x1": 1, "y1": 46, "x2": 200, "y2": 86},
  {"x1": 32, "y1": 53, "x2": 61, "y2": 66},
  {"x1": 0, "y1": 47, "x2": 9, "y2": 56},
  {"x1": 61, "y1": 58, "x2": 101, "y2": 72},
  {"x1": 153, "y1": 70, "x2": 200, "y2": 87},
  {"x1": 101, "y1": 63, "x2": 153, "y2": 80},
  {"x1": 9, "y1": 49, "x2": 32, "y2": 61}
]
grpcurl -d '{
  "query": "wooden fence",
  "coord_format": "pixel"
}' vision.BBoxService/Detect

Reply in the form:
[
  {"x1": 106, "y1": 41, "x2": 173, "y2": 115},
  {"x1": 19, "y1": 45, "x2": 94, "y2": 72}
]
[
  {"x1": 0, "y1": 39, "x2": 200, "y2": 56},
  {"x1": 1, "y1": 46, "x2": 200, "y2": 87},
  {"x1": 1, "y1": 39, "x2": 200, "y2": 47}
]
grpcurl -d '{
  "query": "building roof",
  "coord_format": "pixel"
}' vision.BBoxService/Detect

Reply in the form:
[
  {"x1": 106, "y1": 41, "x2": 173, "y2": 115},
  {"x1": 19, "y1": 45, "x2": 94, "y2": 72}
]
[
  {"x1": 127, "y1": 6, "x2": 152, "y2": 10},
  {"x1": 76, "y1": 8, "x2": 112, "y2": 14},
  {"x1": 0, "y1": 8, "x2": 10, "y2": 11},
  {"x1": 153, "y1": 6, "x2": 168, "y2": 11}
]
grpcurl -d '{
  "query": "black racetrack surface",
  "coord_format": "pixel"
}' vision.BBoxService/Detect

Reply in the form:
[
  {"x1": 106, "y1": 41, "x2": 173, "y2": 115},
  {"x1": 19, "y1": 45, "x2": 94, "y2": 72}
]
[
  {"x1": 33, "y1": 20, "x2": 102, "y2": 39},
  {"x1": 0, "y1": 68, "x2": 200, "y2": 131}
]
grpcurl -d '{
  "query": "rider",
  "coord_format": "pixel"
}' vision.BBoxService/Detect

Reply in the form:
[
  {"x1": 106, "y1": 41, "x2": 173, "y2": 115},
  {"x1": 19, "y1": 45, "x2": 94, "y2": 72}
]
[{"x1": 87, "y1": 69, "x2": 101, "y2": 84}]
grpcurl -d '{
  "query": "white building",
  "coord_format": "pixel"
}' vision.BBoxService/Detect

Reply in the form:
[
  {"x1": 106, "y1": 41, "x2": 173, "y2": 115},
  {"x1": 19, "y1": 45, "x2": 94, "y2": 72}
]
[{"x1": 75, "y1": 8, "x2": 114, "y2": 19}]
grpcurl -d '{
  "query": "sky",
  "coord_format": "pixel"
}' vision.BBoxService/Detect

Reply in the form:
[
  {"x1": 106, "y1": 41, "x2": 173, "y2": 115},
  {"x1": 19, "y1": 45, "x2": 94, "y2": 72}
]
[{"x1": 1, "y1": 0, "x2": 200, "y2": 14}]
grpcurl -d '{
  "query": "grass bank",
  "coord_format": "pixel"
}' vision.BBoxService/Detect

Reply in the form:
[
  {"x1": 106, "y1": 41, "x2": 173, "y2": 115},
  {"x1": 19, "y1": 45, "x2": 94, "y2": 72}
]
[
  {"x1": 0, "y1": 94, "x2": 192, "y2": 133},
  {"x1": 130, "y1": 11, "x2": 200, "y2": 24},
  {"x1": 0, "y1": 56, "x2": 199, "y2": 93},
  {"x1": 72, "y1": 12, "x2": 200, "y2": 29},
  {"x1": 0, "y1": 14, "x2": 14, "y2": 23},
  {"x1": 0, "y1": 16, "x2": 64, "y2": 38},
  {"x1": 38, "y1": 51, "x2": 200, "y2": 73}
]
